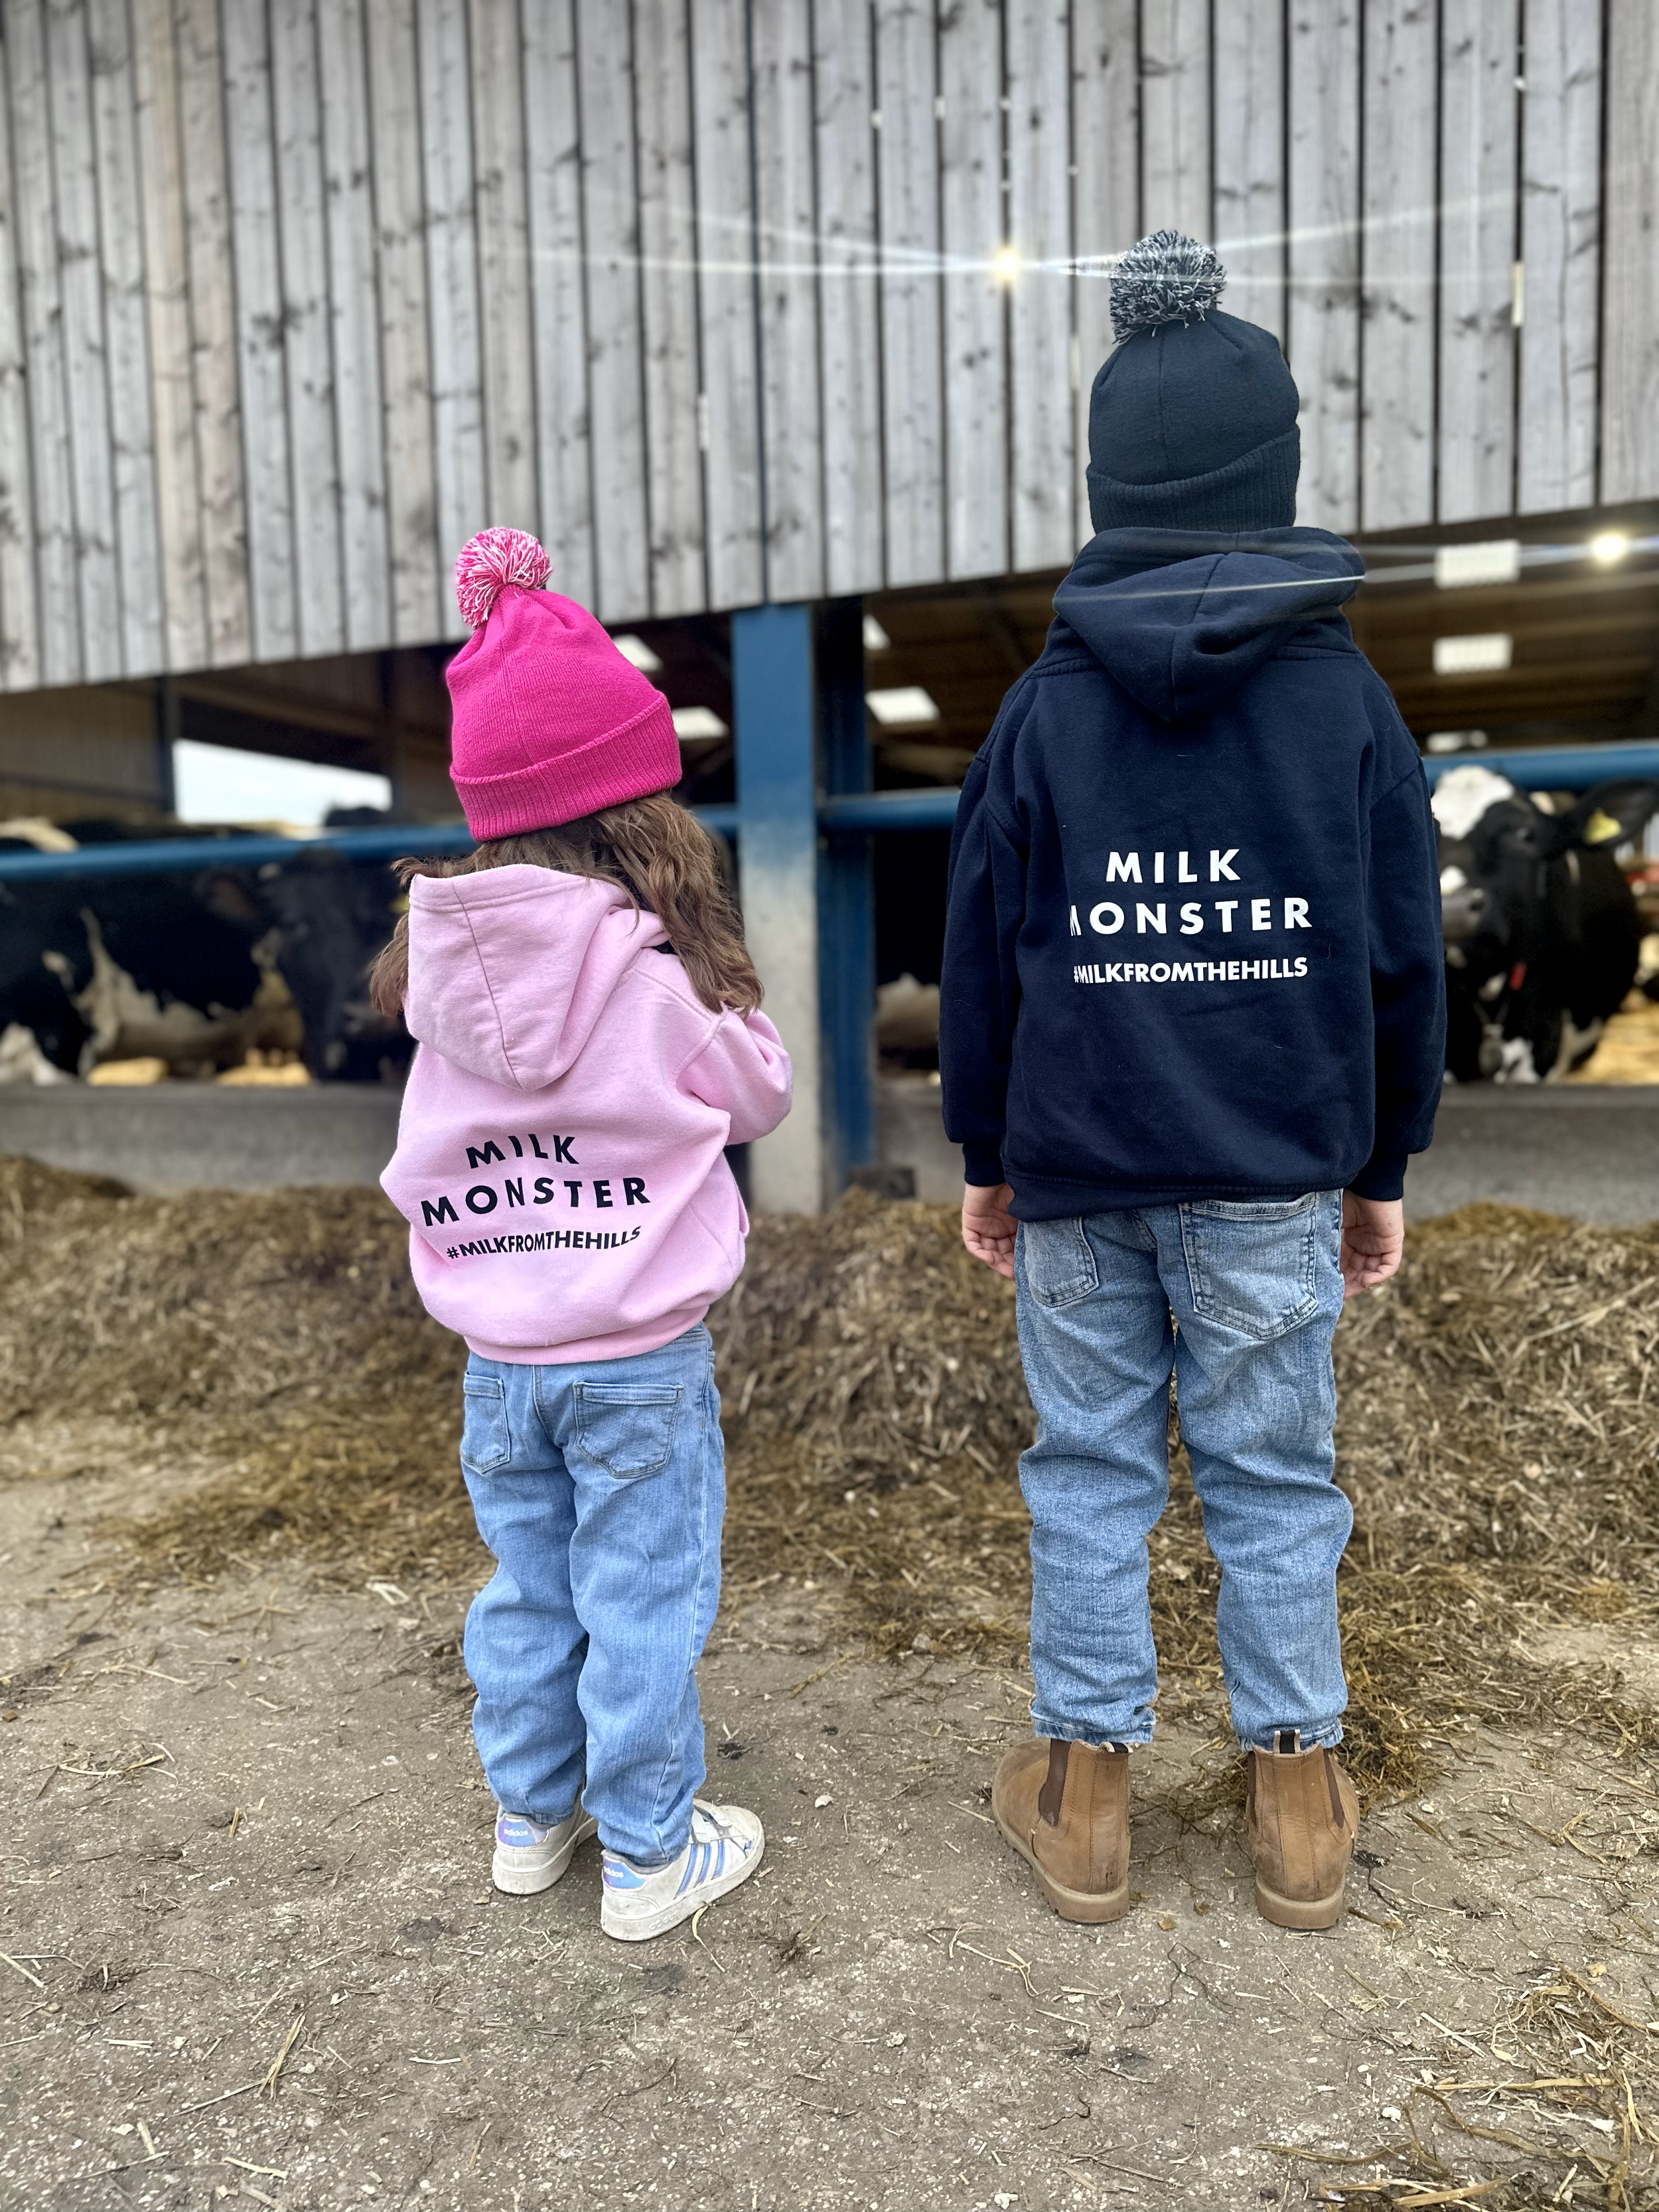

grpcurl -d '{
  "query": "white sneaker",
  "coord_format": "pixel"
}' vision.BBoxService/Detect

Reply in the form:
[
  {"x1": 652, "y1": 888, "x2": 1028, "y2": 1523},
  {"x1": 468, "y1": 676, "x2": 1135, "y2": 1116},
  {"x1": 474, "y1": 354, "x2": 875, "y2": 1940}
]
[
  {"x1": 491, "y1": 1804, "x2": 599, "y2": 1895},
  {"x1": 599, "y1": 1801, "x2": 764, "y2": 1943}
]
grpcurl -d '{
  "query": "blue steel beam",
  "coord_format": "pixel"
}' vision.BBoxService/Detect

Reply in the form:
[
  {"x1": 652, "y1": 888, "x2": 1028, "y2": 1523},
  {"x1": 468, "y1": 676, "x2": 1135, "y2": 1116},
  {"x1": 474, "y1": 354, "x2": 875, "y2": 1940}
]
[
  {"x1": 820, "y1": 787, "x2": 960, "y2": 830},
  {"x1": 0, "y1": 821, "x2": 476, "y2": 881},
  {"x1": 1421, "y1": 741, "x2": 1659, "y2": 789},
  {"x1": 729, "y1": 603, "x2": 823, "y2": 1213},
  {"x1": 816, "y1": 599, "x2": 875, "y2": 1192},
  {"x1": 3, "y1": 740, "x2": 1653, "y2": 886},
  {"x1": 0, "y1": 812, "x2": 733, "y2": 881}
]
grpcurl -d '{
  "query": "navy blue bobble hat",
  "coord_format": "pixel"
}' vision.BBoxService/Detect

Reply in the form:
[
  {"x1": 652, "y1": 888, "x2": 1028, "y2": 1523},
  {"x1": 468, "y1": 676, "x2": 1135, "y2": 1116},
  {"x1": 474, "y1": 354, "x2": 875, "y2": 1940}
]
[{"x1": 1086, "y1": 230, "x2": 1301, "y2": 533}]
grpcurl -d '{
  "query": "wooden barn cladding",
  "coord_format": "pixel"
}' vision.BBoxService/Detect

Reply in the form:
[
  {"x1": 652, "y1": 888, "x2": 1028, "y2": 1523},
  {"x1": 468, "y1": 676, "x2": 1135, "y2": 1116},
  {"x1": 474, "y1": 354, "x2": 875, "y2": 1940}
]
[{"x1": 0, "y1": 0, "x2": 1654, "y2": 692}]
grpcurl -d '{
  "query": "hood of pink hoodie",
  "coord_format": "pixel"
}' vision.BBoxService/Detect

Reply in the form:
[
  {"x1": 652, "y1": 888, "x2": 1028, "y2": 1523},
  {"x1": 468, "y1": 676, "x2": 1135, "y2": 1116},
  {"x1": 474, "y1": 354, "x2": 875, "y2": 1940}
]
[{"x1": 403, "y1": 865, "x2": 666, "y2": 1089}]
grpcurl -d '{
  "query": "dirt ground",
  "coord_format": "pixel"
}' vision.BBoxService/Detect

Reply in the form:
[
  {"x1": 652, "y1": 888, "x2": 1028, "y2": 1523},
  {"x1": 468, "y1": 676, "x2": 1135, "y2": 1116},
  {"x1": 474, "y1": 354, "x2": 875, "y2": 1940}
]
[{"x1": 8, "y1": 1449, "x2": 1659, "y2": 2211}]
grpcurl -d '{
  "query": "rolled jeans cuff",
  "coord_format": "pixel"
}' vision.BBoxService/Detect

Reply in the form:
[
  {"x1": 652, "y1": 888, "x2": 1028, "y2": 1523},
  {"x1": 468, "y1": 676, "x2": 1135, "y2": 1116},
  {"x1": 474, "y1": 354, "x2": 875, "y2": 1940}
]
[{"x1": 1237, "y1": 1721, "x2": 1345, "y2": 1752}]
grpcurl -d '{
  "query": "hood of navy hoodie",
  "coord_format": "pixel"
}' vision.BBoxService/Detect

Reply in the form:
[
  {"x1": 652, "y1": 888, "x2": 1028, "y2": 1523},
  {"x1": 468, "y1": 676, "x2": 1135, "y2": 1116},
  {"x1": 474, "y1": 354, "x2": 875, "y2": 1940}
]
[{"x1": 1050, "y1": 526, "x2": 1364, "y2": 723}]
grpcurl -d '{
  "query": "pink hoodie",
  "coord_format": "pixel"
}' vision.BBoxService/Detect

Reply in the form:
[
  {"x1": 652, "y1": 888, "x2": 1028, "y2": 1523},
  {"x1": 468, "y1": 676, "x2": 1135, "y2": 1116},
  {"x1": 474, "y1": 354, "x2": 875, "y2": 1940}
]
[{"x1": 380, "y1": 865, "x2": 792, "y2": 1363}]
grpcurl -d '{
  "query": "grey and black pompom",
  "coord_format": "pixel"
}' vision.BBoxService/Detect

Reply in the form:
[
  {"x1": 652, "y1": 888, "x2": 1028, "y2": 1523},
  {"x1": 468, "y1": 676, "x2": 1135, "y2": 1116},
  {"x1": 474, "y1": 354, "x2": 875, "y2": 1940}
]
[{"x1": 1109, "y1": 230, "x2": 1226, "y2": 341}]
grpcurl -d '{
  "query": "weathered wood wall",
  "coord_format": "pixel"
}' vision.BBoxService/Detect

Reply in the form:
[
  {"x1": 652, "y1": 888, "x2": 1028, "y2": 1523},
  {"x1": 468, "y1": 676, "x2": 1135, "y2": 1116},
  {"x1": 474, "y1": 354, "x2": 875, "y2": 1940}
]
[{"x1": 0, "y1": 0, "x2": 1653, "y2": 692}]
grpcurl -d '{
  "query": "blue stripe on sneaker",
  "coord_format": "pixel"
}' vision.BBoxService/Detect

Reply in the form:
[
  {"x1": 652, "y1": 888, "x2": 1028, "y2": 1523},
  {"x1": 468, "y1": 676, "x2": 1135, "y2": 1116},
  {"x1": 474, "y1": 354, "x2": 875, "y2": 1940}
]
[{"x1": 675, "y1": 1840, "x2": 704, "y2": 1897}]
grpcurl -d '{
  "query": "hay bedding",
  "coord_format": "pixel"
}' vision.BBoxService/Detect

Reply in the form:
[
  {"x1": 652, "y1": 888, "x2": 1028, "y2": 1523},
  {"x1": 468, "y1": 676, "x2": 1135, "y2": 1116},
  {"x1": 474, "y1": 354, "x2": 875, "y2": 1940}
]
[{"x1": 4, "y1": 1158, "x2": 1657, "y2": 1789}]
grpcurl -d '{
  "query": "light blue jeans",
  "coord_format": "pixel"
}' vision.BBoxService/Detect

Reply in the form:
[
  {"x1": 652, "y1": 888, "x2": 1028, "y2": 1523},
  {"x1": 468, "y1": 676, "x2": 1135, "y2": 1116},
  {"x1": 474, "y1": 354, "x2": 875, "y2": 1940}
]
[
  {"x1": 1015, "y1": 1193, "x2": 1350, "y2": 1751},
  {"x1": 459, "y1": 1324, "x2": 723, "y2": 1867}
]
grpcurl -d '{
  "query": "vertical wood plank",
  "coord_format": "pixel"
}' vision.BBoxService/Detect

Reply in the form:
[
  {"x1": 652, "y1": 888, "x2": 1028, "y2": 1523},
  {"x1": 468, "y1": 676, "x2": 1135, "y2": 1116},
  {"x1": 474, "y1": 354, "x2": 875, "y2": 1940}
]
[
  {"x1": 222, "y1": 0, "x2": 297, "y2": 660},
  {"x1": 874, "y1": 0, "x2": 944, "y2": 589},
  {"x1": 812, "y1": 0, "x2": 883, "y2": 595},
  {"x1": 469, "y1": 0, "x2": 538, "y2": 532},
  {"x1": 131, "y1": 0, "x2": 207, "y2": 670},
  {"x1": 1008, "y1": 0, "x2": 1074, "y2": 574},
  {"x1": 1597, "y1": 0, "x2": 1656, "y2": 502},
  {"x1": 416, "y1": 0, "x2": 485, "y2": 634},
  {"x1": 364, "y1": 0, "x2": 441, "y2": 640},
  {"x1": 522, "y1": 0, "x2": 593, "y2": 608},
  {"x1": 88, "y1": 0, "x2": 165, "y2": 675},
  {"x1": 47, "y1": 0, "x2": 122, "y2": 679},
  {"x1": 579, "y1": 5, "x2": 652, "y2": 619},
  {"x1": 319, "y1": 0, "x2": 392, "y2": 650},
  {"x1": 1140, "y1": 0, "x2": 1210, "y2": 238},
  {"x1": 8, "y1": 1, "x2": 81, "y2": 681},
  {"x1": 1516, "y1": 0, "x2": 1601, "y2": 514},
  {"x1": 1287, "y1": 0, "x2": 1360, "y2": 532},
  {"x1": 175, "y1": 0, "x2": 251, "y2": 664},
  {"x1": 1437, "y1": 0, "x2": 1518, "y2": 522},
  {"x1": 633, "y1": 0, "x2": 704, "y2": 617},
  {"x1": 688, "y1": 0, "x2": 762, "y2": 611},
  {"x1": 270, "y1": 0, "x2": 344, "y2": 656},
  {"x1": 1213, "y1": 0, "x2": 1286, "y2": 343},
  {"x1": 0, "y1": 33, "x2": 40, "y2": 688},
  {"x1": 1071, "y1": 0, "x2": 1141, "y2": 538},
  {"x1": 753, "y1": 0, "x2": 824, "y2": 603},
  {"x1": 939, "y1": 0, "x2": 1007, "y2": 580},
  {"x1": 1360, "y1": 0, "x2": 1439, "y2": 530}
]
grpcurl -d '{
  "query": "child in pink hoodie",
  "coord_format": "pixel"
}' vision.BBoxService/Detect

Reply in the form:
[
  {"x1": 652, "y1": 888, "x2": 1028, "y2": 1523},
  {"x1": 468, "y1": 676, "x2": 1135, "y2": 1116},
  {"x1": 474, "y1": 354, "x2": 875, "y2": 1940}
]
[{"x1": 375, "y1": 530, "x2": 791, "y2": 1942}]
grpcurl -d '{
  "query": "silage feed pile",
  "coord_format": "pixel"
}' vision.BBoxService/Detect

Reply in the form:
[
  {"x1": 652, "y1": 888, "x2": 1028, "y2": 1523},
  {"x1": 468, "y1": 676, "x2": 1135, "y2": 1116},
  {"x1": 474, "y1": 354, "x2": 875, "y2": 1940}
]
[{"x1": 3, "y1": 1157, "x2": 1657, "y2": 1788}]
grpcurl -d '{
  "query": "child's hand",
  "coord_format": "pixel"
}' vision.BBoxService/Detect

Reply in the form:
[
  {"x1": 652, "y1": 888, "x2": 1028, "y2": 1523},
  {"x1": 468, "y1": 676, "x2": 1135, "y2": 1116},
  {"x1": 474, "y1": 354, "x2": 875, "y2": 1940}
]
[
  {"x1": 1340, "y1": 1192, "x2": 1404, "y2": 1296},
  {"x1": 962, "y1": 1182, "x2": 1018, "y2": 1279}
]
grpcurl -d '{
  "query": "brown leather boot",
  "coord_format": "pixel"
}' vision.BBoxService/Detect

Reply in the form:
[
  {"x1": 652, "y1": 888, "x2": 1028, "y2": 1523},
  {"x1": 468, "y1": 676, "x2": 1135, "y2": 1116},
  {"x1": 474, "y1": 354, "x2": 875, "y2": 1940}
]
[
  {"x1": 1245, "y1": 1730, "x2": 1359, "y2": 1929},
  {"x1": 991, "y1": 1739, "x2": 1131, "y2": 1923}
]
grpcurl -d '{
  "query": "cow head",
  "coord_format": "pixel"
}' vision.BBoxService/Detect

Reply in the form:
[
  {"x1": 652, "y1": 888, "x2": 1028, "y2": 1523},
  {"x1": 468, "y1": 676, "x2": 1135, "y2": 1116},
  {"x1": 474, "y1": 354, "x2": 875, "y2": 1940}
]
[{"x1": 1434, "y1": 768, "x2": 1659, "y2": 1080}]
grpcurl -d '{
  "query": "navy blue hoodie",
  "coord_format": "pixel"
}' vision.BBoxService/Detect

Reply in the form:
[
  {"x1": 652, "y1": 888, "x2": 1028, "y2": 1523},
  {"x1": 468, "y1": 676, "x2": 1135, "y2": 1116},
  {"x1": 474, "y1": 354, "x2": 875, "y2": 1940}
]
[{"x1": 939, "y1": 528, "x2": 1445, "y2": 1217}]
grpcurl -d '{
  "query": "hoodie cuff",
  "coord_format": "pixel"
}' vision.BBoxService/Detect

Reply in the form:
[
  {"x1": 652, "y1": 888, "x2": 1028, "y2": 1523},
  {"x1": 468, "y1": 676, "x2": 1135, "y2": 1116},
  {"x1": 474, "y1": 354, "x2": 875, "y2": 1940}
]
[
  {"x1": 961, "y1": 1138, "x2": 1007, "y2": 1187},
  {"x1": 1348, "y1": 1151, "x2": 1407, "y2": 1203}
]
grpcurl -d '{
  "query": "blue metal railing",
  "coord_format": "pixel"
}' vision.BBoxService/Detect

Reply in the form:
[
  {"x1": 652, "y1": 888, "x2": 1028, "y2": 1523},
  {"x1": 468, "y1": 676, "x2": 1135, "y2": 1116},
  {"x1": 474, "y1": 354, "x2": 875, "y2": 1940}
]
[
  {"x1": 1, "y1": 740, "x2": 1654, "y2": 883},
  {"x1": 1420, "y1": 740, "x2": 1659, "y2": 790},
  {"x1": 0, "y1": 788, "x2": 958, "y2": 881}
]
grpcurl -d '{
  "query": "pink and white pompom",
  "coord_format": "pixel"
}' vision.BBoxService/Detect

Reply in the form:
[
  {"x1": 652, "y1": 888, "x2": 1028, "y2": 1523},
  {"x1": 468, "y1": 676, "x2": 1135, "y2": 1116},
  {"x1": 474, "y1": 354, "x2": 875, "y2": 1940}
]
[{"x1": 454, "y1": 527, "x2": 551, "y2": 629}]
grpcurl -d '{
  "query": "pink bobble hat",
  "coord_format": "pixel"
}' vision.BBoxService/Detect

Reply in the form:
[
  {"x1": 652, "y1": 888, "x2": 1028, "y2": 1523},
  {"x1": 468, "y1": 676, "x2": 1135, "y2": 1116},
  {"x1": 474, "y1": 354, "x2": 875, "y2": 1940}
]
[{"x1": 445, "y1": 528, "x2": 682, "y2": 840}]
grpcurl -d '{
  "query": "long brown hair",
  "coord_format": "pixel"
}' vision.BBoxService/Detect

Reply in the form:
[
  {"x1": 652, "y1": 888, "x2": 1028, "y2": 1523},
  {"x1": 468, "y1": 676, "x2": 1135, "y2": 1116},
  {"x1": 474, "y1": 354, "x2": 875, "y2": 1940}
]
[{"x1": 368, "y1": 792, "x2": 761, "y2": 1018}]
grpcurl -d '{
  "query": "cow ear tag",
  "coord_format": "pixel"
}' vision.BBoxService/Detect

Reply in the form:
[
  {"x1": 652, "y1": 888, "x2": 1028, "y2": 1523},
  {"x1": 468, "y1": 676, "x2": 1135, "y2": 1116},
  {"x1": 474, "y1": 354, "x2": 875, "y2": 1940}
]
[{"x1": 1583, "y1": 809, "x2": 1623, "y2": 844}]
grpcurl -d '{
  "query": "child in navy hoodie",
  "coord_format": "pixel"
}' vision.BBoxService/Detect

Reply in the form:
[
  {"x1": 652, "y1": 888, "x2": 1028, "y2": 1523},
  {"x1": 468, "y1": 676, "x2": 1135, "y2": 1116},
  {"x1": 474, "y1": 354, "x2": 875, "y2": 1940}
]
[{"x1": 940, "y1": 233, "x2": 1444, "y2": 1933}]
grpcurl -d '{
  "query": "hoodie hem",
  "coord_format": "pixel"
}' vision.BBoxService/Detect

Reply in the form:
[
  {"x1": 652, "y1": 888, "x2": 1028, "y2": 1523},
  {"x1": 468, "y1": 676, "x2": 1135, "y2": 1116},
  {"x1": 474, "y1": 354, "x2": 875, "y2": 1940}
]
[
  {"x1": 463, "y1": 1298, "x2": 713, "y2": 1368},
  {"x1": 1007, "y1": 1169, "x2": 1360, "y2": 1220}
]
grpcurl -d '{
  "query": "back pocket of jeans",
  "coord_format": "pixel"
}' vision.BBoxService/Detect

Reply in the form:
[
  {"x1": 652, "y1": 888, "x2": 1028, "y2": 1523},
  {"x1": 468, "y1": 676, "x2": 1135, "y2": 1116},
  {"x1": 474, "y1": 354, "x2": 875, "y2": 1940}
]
[
  {"x1": 574, "y1": 1383, "x2": 684, "y2": 1479},
  {"x1": 1180, "y1": 1195, "x2": 1320, "y2": 1340},
  {"x1": 461, "y1": 1374, "x2": 512, "y2": 1476},
  {"x1": 1019, "y1": 1217, "x2": 1098, "y2": 1309}
]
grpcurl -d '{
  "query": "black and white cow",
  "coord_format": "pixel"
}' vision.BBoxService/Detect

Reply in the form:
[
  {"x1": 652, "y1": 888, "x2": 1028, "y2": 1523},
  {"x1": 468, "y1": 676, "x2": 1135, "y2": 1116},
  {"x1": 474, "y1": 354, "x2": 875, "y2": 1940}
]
[
  {"x1": 0, "y1": 821, "x2": 413, "y2": 1082},
  {"x1": 1433, "y1": 767, "x2": 1659, "y2": 1081}
]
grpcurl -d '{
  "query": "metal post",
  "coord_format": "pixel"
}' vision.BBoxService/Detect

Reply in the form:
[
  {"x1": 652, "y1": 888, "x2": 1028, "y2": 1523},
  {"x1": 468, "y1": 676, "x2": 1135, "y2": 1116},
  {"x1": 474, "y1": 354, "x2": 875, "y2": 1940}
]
[
  {"x1": 731, "y1": 603, "x2": 824, "y2": 1212},
  {"x1": 816, "y1": 598, "x2": 873, "y2": 1194}
]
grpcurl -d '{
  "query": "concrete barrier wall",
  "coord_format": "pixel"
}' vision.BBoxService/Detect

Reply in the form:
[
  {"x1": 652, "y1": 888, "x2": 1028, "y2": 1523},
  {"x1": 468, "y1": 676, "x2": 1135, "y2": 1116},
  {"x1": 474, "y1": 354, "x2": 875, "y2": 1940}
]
[
  {"x1": 874, "y1": 1079, "x2": 1659, "y2": 1226},
  {"x1": 0, "y1": 1085, "x2": 403, "y2": 1195},
  {"x1": 3, "y1": 1077, "x2": 1656, "y2": 1225}
]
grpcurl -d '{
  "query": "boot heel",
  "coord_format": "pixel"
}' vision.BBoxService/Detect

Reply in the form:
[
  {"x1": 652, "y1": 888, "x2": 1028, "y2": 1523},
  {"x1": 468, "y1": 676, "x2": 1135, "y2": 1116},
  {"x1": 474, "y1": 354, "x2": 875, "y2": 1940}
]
[
  {"x1": 1254, "y1": 1874, "x2": 1345, "y2": 1931},
  {"x1": 1035, "y1": 1866, "x2": 1132, "y2": 1924}
]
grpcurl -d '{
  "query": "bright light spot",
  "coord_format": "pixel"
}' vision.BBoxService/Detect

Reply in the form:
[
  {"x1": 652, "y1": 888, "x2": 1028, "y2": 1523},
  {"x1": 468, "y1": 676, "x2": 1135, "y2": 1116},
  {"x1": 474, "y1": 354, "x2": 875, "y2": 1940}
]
[
  {"x1": 1589, "y1": 530, "x2": 1630, "y2": 565},
  {"x1": 862, "y1": 613, "x2": 892, "y2": 652},
  {"x1": 671, "y1": 705, "x2": 727, "y2": 742},
  {"x1": 1433, "y1": 633, "x2": 1512, "y2": 676},
  {"x1": 991, "y1": 245, "x2": 1021, "y2": 285},
  {"x1": 173, "y1": 740, "x2": 390, "y2": 827},
  {"x1": 1426, "y1": 729, "x2": 1487, "y2": 753},
  {"x1": 611, "y1": 632, "x2": 663, "y2": 672},
  {"x1": 865, "y1": 686, "x2": 941, "y2": 726},
  {"x1": 1433, "y1": 540, "x2": 1520, "y2": 589}
]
